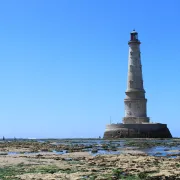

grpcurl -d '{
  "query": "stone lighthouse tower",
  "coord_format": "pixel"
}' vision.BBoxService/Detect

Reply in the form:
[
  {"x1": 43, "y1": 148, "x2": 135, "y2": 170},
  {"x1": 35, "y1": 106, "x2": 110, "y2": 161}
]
[
  {"x1": 103, "y1": 30, "x2": 172, "y2": 139},
  {"x1": 123, "y1": 30, "x2": 150, "y2": 124}
]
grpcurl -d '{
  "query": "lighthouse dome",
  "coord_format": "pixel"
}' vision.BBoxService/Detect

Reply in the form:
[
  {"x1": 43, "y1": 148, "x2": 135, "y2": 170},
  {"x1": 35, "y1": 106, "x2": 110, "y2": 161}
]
[{"x1": 131, "y1": 29, "x2": 138, "y2": 34}]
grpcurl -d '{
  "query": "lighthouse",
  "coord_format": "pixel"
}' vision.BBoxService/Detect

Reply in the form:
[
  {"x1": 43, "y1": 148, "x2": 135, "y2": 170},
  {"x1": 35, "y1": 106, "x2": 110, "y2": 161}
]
[
  {"x1": 123, "y1": 30, "x2": 150, "y2": 124},
  {"x1": 103, "y1": 30, "x2": 172, "y2": 139}
]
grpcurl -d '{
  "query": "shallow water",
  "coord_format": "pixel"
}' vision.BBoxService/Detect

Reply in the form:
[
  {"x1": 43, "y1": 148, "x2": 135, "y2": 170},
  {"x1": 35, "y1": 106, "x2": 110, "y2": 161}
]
[
  {"x1": 142, "y1": 146, "x2": 180, "y2": 157},
  {"x1": 90, "y1": 149, "x2": 121, "y2": 156},
  {"x1": 2, "y1": 138, "x2": 180, "y2": 157}
]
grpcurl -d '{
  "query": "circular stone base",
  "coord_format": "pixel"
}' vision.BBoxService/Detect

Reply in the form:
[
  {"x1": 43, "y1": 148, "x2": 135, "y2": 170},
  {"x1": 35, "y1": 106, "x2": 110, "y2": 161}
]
[{"x1": 103, "y1": 123, "x2": 172, "y2": 139}]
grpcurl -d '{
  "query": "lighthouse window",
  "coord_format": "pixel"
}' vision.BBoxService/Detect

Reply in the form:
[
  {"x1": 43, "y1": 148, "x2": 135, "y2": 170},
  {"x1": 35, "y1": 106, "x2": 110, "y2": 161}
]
[
  {"x1": 131, "y1": 34, "x2": 133, "y2": 40},
  {"x1": 135, "y1": 34, "x2": 138, "y2": 40},
  {"x1": 140, "y1": 65, "x2": 142, "y2": 70},
  {"x1": 129, "y1": 80, "x2": 133, "y2": 88},
  {"x1": 130, "y1": 65, "x2": 133, "y2": 72}
]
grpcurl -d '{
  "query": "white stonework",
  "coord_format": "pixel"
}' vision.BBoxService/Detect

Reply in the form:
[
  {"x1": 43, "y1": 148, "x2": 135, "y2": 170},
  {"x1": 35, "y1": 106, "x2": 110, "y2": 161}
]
[
  {"x1": 123, "y1": 30, "x2": 149, "y2": 124},
  {"x1": 124, "y1": 100, "x2": 147, "y2": 117}
]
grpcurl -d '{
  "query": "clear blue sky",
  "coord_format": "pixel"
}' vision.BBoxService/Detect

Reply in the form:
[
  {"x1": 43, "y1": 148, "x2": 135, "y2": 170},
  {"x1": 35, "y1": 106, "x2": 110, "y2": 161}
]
[{"x1": 0, "y1": 0, "x2": 179, "y2": 138}]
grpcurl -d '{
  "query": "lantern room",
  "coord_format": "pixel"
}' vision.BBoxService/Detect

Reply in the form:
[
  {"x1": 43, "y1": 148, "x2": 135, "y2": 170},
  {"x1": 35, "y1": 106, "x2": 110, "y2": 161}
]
[{"x1": 130, "y1": 29, "x2": 138, "y2": 41}]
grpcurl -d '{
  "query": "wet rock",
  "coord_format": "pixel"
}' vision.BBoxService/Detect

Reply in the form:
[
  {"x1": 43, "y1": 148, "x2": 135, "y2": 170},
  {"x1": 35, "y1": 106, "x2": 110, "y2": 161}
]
[
  {"x1": 91, "y1": 169, "x2": 97, "y2": 172},
  {"x1": 91, "y1": 148, "x2": 98, "y2": 153},
  {"x1": 36, "y1": 154, "x2": 43, "y2": 158},
  {"x1": 88, "y1": 162, "x2": 96, "y2": 166}
]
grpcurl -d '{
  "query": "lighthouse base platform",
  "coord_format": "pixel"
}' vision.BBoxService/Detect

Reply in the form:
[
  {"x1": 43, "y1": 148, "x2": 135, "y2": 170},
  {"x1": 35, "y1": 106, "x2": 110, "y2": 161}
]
[{"x1": 103, "y1": 123, "x2": 172, "y2": 139}]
